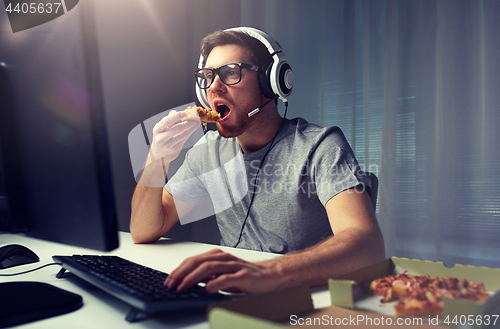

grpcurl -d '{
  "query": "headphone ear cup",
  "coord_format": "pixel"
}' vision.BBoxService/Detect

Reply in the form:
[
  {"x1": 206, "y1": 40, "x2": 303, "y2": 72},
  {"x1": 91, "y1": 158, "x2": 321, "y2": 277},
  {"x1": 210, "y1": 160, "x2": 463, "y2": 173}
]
[
  {"x1": 258, "y1": 62, "x2": 276, "y2": 99},
  {"x1": 278, "y1": 62, "x2": 293, "y2": 99}
]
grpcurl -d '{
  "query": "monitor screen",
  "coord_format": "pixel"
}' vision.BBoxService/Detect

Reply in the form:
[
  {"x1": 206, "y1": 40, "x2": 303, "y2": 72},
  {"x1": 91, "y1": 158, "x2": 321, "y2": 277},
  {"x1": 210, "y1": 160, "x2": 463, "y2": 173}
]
[{"x1": 0, "y1": 2, "x2": 118, "y2": 251}]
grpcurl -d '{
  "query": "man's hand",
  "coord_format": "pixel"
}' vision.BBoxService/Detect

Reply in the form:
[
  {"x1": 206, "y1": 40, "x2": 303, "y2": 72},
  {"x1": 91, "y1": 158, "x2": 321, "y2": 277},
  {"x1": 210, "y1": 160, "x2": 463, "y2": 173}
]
[
  {"x1": 137, "y1": 110, "x2": 199, "y2": 188},
  {"x1": 148, "y1": 110, "x2": 199, "y2": 166},
  {"x1": 164, "y1": 249, "x2": 280, "y2": 295}
]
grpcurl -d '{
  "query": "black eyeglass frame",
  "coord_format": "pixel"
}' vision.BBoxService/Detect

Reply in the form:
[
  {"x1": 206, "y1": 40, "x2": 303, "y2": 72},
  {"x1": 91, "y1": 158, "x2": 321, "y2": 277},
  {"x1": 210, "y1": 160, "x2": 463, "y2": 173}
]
[{"x1": 194, "y1": 63, "x2": 259, "y2": 90}]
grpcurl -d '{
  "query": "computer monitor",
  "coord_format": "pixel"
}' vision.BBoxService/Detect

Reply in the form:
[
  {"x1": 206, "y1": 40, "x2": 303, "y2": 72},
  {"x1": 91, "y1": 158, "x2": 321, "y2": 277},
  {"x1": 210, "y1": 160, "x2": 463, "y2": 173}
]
[{"x1": 0, "y1": 2, "x2": 118, "y2": 251}]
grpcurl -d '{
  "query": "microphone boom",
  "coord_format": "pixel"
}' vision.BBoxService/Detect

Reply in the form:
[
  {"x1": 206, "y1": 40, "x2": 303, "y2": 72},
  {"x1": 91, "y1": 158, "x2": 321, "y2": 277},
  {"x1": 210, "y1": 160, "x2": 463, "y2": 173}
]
[{"x1": 247, "y1": 96, "x2": 277, "y2": 117}]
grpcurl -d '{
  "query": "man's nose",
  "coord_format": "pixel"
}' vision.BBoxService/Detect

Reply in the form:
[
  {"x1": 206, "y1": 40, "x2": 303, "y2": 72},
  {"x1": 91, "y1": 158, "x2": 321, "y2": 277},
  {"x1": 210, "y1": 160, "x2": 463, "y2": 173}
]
[{"x1": 209, "y1": 73, "x2": 226, "y2": 93}]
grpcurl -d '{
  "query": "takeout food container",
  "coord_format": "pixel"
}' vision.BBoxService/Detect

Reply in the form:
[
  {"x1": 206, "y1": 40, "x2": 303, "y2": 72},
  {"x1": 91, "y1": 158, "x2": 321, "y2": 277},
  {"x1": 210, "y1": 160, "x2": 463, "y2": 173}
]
[
  {"x1": 329, "y1": 257, "x2": 500, "y2": 329},
  {"x1": 208, "y1": 285, "x2": 447, "y2": 329}
]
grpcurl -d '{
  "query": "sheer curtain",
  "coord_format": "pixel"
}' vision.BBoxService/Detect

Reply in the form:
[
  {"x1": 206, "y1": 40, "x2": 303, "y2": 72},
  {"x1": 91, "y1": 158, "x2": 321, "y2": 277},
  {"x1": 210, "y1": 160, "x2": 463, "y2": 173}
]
[{"x1": 239, "y1": 0, "x2": 500, "y2": 268}]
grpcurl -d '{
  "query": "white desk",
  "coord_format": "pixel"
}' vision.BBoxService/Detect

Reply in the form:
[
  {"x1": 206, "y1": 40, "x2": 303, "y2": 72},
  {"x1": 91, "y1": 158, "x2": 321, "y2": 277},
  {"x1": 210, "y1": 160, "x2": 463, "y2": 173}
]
[{"x1": 0, "y1": 232, "x2": 331, "y2": 329}]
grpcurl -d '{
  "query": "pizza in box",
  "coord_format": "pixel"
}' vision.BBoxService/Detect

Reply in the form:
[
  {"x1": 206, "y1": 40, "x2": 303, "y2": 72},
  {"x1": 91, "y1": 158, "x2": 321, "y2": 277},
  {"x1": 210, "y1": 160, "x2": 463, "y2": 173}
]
[{"x1": 363, "y1": 271, "x2": 490, "y2": 317}]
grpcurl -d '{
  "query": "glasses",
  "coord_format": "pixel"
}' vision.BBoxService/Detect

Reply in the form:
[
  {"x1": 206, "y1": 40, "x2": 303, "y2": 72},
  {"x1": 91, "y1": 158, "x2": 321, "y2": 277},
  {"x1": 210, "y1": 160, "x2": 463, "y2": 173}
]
[{"x1": 194, "y1": 63, "x2": 259, "y2": 90}]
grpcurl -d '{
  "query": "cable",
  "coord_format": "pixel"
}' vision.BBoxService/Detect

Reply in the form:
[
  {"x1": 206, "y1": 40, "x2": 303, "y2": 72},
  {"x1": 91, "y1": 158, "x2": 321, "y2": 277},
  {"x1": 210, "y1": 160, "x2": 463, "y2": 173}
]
[
  {"x1": 234, "y1": 101, "x2": 289, "y2": 248},
  {"x1": 0, "y1": 262, "x2": 62, "y2": 276}
]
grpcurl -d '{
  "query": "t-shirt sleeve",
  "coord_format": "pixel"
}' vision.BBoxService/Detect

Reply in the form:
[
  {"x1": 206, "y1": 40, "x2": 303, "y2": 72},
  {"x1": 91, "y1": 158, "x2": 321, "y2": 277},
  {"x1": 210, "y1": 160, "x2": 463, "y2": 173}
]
[
  {"x1": 164, "y1": 147, "x2": 209, "y2": 206},
  {"x1": 311, "y1": 128, "x2": 372, "y2": 206}
]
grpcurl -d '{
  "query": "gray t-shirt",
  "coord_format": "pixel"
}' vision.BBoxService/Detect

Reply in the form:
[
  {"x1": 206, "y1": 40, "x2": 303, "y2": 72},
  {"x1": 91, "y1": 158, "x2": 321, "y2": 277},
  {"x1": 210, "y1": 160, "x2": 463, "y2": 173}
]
[{"x1": 165, "y1": 118, "x2": 370, "y2": 253}]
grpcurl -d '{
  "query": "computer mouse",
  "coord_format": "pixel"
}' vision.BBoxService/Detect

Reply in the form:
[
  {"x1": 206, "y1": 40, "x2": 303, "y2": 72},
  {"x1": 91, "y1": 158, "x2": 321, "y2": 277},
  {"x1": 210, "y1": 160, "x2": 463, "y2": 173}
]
[{"x1": 0, "y1": 244, "x2": 40, "y2": 269}]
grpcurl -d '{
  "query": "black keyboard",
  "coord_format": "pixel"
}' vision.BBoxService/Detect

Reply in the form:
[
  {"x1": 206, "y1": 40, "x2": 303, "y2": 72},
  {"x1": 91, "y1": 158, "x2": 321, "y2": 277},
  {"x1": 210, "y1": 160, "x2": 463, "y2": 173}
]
[{"x1": 52, "y1": 255, "x2": 229, "y2": 322}]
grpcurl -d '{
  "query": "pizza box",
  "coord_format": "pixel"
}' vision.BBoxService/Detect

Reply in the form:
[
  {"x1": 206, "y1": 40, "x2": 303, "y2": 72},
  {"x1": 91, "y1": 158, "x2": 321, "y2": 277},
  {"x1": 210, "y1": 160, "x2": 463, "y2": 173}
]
[
  {"x1": 208, "y1": 285, "x2": 447, "y2": 329},
  {"x1": 329, "y1": 257, "x2": 500, "y2": 328}
]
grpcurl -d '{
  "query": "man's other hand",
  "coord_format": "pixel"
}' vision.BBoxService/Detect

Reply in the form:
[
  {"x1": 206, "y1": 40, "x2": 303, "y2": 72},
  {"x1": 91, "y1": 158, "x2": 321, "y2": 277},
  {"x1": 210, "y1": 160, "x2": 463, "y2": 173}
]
[{"x1": 164, "y1": 248, "x2": 280, "y2": 295}]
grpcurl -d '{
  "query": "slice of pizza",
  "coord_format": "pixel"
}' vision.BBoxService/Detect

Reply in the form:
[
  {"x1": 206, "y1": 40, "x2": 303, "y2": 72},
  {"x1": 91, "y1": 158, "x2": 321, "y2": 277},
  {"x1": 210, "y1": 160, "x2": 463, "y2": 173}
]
[
  {"x1": 437, "y1": 277, "x2": 490, "y2": 302},
  {"x1": 366, "y1": 270, "x2": 415, "y2": 302},
  {"x1": 394, "y1": 292, "x2": 444, "y2": 317},
  {"x1": 182, "y1": 105, "x2": 220, "y2": 123}
]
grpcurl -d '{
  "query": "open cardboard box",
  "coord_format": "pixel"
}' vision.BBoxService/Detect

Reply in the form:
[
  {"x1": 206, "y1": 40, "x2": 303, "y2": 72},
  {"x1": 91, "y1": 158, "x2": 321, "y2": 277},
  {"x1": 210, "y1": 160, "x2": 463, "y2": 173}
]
[{"x1": 208, "y1": 257, "x2": 500, "y2": 329}]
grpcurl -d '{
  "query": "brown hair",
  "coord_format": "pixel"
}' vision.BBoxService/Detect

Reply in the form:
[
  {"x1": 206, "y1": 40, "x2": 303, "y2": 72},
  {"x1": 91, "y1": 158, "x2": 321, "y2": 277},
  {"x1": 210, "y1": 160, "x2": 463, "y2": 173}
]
[{"x1": 200, "y1": 29, "x2": 272, "y2": 68}]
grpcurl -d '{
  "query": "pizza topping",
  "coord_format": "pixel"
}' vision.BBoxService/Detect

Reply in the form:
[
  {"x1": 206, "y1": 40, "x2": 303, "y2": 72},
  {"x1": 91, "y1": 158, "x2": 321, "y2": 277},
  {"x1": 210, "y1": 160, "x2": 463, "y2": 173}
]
[
  {"x1": 381, "y1": 287, "x2": 393, "y2": 303},
  {"x1": 425, "y1": 290, "x2": 437, "y2": 304},
  {"x1": 392, "y1": 280, "x2": 410, "y2": 297}
]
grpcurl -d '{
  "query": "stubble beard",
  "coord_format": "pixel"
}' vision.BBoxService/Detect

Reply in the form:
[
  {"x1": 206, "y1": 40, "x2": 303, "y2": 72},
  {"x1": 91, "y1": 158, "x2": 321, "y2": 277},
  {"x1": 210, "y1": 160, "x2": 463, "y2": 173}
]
[
  {"x1": 216, "y1": 101, "x2": 261, "y2": 138},
  {"x1": 216, "y1": 113, "x2": 251, "y2": 138}
]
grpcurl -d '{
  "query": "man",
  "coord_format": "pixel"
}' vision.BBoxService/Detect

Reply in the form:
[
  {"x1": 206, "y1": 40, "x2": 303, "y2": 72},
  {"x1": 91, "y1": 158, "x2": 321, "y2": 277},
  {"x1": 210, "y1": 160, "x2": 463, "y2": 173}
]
[{"x1": 130, "y1": 28, "x2": 385, "y2": 296}]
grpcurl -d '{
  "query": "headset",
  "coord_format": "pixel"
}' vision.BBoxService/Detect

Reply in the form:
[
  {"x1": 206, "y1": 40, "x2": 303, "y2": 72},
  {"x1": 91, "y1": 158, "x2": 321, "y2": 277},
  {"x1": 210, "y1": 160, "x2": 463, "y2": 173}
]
[{"x1": 195, "y1": 27, "x2": 294, "y2": 110}]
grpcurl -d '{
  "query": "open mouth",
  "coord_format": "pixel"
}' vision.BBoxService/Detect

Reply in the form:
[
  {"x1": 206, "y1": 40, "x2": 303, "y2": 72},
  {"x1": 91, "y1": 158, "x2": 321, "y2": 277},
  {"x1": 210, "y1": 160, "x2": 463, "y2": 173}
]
[{"x1": 216, "y1": 104, "x2": 230, "y2": 120}]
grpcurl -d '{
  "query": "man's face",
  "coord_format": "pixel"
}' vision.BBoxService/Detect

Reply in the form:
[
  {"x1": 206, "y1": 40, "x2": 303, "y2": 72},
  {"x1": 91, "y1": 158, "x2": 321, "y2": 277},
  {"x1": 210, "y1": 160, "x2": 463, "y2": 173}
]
[{"x1": 205, "y1": 44, "x2": 263, "y2": 138}]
